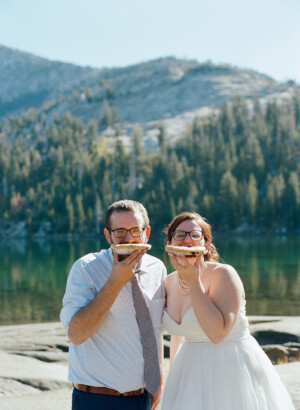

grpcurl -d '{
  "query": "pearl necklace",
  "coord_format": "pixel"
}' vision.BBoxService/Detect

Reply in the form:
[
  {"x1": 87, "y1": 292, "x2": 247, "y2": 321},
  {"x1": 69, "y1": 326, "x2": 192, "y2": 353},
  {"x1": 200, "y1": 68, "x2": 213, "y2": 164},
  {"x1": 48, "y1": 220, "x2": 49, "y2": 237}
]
[{"x1": 177, "y1": 263, "x2": 207, "y2": 295}]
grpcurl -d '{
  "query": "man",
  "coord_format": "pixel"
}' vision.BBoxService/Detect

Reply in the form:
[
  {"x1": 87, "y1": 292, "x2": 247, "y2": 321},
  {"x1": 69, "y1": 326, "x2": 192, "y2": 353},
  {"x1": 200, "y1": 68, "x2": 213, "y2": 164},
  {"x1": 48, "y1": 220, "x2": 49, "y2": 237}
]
[{"x1": 60, "y1": 199, "x2": 166, "y2": 410}]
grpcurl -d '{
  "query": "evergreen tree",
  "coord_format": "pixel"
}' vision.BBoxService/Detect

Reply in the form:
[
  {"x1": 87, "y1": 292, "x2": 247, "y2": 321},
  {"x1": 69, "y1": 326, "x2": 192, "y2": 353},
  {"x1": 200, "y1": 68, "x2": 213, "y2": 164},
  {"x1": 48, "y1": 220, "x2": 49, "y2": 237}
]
[
  {"x1": 101, "y1": 100, "x2": 117, "y2": 126},
  {"x1": 131, "y1": 123, "x2": 144, "y2": 157},
  {"x1": 247, "y1": 174, "x2": 258, "y2": 222},
  {"x1": 94, "y1": 194, "x2": 102, "y2": 235},
  {"x1": 286, "y1": 171, "x2": 300, "y2": 227},
  {"x1": 0, "y1": 94, "x2": 299, "y2": 234},
  {"x1": 65, "y1": 194, "x2": 75, "y2": 232},
  {"x1": 274, "y1": 173, "x2": 286, "y2": 224},
  {"x1": 157, "y1": 121, "x2": 167, "y2": 154},
  {"x1": 76, "y1": 194, "x2": 85, "y2": 233},
  {"x1": 220, "y1": 171, "x2": 239, "y2": 228},
  {"x1": 264, "y1": 175, "x2": 276, "y2": 228}
]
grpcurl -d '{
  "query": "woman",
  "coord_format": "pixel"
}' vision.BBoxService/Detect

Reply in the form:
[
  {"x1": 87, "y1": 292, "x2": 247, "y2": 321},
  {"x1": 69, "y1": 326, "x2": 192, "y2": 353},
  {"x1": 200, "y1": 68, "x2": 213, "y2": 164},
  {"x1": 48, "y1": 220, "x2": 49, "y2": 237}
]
[{"x1": 160, "y1": 212, "x2": 294, "y2": 410}]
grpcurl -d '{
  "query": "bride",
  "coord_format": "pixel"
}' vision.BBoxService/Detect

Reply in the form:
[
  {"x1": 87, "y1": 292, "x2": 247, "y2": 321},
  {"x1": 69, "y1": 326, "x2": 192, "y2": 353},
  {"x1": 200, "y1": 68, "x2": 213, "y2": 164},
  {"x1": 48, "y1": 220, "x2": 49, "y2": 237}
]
[{"x1": 160, "y1": 211, "x2": 295, "y2": 410}]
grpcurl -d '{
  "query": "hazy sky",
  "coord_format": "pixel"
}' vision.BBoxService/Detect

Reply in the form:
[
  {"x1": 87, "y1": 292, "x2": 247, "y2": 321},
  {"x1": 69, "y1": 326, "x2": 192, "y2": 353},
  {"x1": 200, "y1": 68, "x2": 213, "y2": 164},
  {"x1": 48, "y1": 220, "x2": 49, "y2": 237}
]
[{"x1": 1, "y1": 0, "x2": 300, "y2": 82}]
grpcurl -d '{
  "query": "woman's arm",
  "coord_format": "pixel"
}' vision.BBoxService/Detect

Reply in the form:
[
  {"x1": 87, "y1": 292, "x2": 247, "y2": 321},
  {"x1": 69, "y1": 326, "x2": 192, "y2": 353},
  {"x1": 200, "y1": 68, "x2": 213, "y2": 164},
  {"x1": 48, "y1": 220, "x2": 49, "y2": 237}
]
[
  {"x1": 169, "y1": 254, "x2": 243, "y2": 344},
  {"x1": 189, "y1": 264, "x2": 243, "y2": 343},
  {"x1": 164, "y1": 274, "x2": 185, "y2": 366},
  {"x1": 170, "y1": 335, "x2": 185, "y2": 366}
]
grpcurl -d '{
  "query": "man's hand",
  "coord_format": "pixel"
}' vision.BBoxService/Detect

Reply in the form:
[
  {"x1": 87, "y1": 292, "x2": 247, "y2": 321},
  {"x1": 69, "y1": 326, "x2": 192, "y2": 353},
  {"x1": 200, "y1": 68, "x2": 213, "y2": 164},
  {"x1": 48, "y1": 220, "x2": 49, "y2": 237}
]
[
  {"x1": 110, "y1": 249, "x2": 146, "y2": 287},
  {"x1": 68, "y1": 249, "x2": 145, "y2": 345},
  {"x1": 150, "y1": 385, "x2": 162, "y2": 410}
]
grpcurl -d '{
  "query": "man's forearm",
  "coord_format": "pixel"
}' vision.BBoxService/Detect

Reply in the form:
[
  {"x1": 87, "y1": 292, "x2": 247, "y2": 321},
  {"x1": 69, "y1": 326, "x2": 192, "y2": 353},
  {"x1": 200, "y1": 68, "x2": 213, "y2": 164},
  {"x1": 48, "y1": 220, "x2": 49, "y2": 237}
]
[{"x1": 68, "y1": 277, "x2": 124, "y2": 345}]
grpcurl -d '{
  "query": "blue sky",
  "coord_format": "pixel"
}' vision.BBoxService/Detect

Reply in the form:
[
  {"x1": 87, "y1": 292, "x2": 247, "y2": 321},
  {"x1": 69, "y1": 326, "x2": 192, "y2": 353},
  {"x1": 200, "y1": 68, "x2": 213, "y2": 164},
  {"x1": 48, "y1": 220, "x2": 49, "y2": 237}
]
[{"x1": 1, "y1": 0, "x2": 300, "y2": 82}]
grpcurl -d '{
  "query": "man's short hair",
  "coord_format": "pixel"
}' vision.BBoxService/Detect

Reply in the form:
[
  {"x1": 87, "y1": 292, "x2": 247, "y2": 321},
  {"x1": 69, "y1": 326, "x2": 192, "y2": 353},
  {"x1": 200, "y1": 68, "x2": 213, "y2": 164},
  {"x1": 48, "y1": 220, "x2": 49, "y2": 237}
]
[{"x1": 105, "y1": 199, "x2": 150, "y2": 228}]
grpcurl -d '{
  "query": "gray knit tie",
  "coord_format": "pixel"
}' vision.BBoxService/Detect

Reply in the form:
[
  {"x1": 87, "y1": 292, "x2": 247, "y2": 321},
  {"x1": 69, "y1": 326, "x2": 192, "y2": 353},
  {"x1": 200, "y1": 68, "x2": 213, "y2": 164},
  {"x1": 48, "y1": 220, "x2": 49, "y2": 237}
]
[{"x1": 131, "y1": 274, "x2": 160, "y2": 395}]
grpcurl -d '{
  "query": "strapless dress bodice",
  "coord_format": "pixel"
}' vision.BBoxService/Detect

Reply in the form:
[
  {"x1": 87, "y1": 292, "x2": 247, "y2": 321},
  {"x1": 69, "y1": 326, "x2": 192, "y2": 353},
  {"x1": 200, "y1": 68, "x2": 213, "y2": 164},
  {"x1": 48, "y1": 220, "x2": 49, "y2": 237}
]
[
  {"x1": 160, "y1": 299, "x2": 295, "y2": 410},
  {"x1": 162, "y1": 299, "x2": 250, "y2": 342}
]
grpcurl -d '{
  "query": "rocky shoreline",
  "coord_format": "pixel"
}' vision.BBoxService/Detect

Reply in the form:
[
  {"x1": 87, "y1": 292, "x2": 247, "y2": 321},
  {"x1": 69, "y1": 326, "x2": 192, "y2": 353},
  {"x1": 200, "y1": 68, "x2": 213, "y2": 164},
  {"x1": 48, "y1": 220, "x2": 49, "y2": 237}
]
[
  {"x1": 1, "y1": 221, "x2": 300, "y2": 240},
  {"x1": 0, "y1": 317, "x2": 299, "y2": 409}
]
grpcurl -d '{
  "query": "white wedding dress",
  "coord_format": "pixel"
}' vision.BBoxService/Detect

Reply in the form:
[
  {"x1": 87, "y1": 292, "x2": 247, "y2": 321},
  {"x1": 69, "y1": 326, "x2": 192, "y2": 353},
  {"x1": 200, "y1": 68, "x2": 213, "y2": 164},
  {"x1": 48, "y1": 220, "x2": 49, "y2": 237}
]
[{"x1": 160, "y1": 299, "x2": 295, "y2": 410}]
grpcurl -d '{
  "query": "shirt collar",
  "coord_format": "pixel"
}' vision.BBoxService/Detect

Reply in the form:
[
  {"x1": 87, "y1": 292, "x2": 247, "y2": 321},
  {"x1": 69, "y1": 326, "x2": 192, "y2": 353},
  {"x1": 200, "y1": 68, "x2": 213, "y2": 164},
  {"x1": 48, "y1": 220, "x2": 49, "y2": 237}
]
[{"x1": 136, "y1": 257, "x2": 149, "y2": 275}]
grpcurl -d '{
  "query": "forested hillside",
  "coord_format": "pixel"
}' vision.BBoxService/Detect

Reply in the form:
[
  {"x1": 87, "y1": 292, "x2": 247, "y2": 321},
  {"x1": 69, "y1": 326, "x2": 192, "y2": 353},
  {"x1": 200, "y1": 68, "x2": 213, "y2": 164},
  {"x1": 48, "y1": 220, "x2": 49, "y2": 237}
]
[{"x1": 0, "y1": 95, "x2": 299, "y2": 236}]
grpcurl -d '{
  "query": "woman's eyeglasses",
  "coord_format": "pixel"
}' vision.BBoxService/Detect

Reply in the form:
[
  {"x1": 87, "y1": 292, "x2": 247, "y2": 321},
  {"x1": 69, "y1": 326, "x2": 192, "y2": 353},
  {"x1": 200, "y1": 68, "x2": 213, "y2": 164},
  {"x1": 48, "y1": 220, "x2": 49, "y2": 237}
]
[{"x1": 172, "y1": 230, "x2": 203, "y2": 241}]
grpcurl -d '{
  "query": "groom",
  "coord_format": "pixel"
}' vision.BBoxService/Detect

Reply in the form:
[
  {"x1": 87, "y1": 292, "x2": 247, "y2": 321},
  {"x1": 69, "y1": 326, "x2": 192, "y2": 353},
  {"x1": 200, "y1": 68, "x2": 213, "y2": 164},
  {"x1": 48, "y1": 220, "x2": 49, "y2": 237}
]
[{"x1": 60, "y1": 199, "x2": 166, "y2": 410}]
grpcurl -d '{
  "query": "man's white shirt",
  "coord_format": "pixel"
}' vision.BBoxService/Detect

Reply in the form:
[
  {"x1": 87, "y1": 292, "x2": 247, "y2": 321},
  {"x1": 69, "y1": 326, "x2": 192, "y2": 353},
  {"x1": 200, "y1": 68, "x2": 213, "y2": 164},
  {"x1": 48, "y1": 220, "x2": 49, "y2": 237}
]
[{"x1": 60, "y1": 249, "x2": 166, "y2": 393}]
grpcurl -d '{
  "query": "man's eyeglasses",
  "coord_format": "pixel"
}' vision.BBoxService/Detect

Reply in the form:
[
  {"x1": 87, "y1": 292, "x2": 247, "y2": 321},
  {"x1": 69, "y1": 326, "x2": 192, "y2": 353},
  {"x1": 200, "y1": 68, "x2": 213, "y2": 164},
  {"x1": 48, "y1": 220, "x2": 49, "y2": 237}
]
[
  {"x1": 109, "y1": 227, "x2": 146, "y2": 238},
  {"x1": 172, "y1": 230, "x2": 203, "y2": 241}
]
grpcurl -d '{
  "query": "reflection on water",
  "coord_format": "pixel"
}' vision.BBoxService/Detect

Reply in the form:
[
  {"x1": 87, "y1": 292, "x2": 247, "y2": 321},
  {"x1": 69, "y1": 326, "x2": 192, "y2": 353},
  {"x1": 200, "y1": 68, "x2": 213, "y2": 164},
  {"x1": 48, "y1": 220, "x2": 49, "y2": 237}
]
[
  {"x1": 0, "y1": 236, "x2": 300, "y2": 325},
  {"x1": 216, "y1": 236, "x2": 300, "y2": 316},
  {"x1": 0, "y1": 238, "x2": 102, "y2": 325}
]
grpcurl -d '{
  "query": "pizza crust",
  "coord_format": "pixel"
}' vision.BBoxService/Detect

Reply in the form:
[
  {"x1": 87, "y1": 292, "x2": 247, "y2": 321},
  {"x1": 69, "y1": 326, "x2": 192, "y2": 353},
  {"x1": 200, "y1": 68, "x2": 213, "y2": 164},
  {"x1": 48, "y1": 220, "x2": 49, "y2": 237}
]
[
  {"x1": 165, "y1": 245, "x2": 206, "y2": 256},
  {"x1": 110, "y1": 243, "x2": 151, "y2": 255}
]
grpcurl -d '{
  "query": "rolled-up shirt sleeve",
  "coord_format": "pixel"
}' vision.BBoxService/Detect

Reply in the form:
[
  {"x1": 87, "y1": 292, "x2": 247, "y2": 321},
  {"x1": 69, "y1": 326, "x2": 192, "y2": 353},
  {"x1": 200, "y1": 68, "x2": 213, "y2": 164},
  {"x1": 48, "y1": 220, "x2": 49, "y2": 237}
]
[{"x1": 60, "y1": 259, "x2": 97, "y2": 332}]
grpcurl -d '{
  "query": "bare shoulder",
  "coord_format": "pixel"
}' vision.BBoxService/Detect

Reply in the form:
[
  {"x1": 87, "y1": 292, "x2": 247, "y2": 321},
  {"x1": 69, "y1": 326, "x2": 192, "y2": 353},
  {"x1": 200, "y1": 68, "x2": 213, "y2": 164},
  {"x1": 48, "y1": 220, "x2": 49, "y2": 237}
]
[
  {"x1": 210, "y1": 262, "x2": 239, "y2": 278},
  {"x1": 164, "y1": 271, "x2": 177, "y2": 291},
  {"x1": 209, "y1": 263, "x2": 244, "y2": 293},
  {"x1": 164, "y1": 271, "x2": 177, "y2": 284}
]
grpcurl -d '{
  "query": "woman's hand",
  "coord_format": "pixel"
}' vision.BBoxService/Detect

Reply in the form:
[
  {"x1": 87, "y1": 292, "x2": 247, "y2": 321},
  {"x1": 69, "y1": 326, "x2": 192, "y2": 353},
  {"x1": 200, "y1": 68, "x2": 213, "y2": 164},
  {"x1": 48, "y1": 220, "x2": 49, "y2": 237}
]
[{"x1": 168, "y1": 253, "x2": 205, "y2": 288}]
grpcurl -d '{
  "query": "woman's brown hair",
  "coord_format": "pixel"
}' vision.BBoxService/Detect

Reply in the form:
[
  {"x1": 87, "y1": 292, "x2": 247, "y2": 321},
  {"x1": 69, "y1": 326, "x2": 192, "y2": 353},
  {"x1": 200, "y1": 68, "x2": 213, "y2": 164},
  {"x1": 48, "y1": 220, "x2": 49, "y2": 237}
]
[{"x1": 163, "y1": 211, "x2": 220, "y2": 262}]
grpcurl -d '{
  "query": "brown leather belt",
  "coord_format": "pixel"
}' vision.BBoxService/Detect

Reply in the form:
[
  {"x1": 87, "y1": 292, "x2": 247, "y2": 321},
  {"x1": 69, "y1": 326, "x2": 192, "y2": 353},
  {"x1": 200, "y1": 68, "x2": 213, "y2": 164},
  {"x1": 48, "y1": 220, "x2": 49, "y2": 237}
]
[{"x1": 74, "y1": 384, "x2": 145, "y2": 396}]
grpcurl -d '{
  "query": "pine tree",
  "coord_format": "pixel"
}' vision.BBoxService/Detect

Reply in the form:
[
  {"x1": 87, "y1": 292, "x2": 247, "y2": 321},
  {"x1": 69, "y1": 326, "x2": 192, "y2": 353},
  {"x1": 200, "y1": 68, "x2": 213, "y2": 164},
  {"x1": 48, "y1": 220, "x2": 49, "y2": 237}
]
[
  {"x1": 220, "y1": 171, "x2": 239, "y2": 228},
  {"x1": 274, "y1": 173, "x2": 286, "y2": 224},
  {"x1": 247, "y1": 174, "x2": 258, "y2": 222},
  {"x1": 94, "y1": 194, "x2": 102, "y2": 235},
  {"x1": 76, "y1": 194, "x2": 85, "y2": 233},
  {"x1": 286, "y1": 171, "x2": 300, "y2": 227},
  {"x1": 157, "y1": 121, "x2": 167, "y2": 154},
  {"x1": 101, "y1": 100, "x2": 113, "y2": 126},
  {"x1": 131, "y1": 123, "x2": 144, "y2": 157},
  {"x1": 264, "y1": 175, "x2": 276, "y2": 228},
  {"x1": 65, "y1": 194, "x2": 75, "y2": 232}
]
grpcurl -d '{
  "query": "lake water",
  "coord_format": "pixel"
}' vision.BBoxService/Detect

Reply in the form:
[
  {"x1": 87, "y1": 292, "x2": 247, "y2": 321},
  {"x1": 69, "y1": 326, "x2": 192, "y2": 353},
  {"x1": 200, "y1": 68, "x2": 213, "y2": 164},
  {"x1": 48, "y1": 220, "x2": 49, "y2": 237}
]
[{"x1": 0, "y1": 236, "x2": 299, "y2": 325}]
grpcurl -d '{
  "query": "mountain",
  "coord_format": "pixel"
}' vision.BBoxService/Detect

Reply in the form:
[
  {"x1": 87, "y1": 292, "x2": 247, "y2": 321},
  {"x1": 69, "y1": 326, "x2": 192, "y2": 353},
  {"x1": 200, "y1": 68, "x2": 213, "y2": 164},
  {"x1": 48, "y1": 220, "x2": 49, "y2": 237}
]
[
  {"x1": 1, "y1": 45, "x2": 299, "y2": 147},
  {"x1": 1, "y1": 47, "x2": 300, "y2": 236},
  {"x1": 0, "y1": 45, "x2": 101, "y2": 117}
]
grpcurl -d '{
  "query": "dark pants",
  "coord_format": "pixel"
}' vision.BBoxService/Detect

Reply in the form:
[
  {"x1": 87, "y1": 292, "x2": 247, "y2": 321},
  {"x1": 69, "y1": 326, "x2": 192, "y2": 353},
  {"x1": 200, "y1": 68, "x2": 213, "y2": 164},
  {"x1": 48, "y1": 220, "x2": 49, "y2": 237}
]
[{"x1": 72, "y1": 387, "x2": 151, "y2": 410}]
